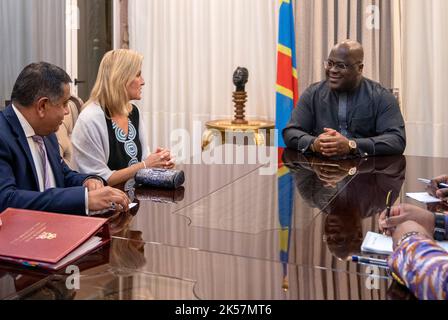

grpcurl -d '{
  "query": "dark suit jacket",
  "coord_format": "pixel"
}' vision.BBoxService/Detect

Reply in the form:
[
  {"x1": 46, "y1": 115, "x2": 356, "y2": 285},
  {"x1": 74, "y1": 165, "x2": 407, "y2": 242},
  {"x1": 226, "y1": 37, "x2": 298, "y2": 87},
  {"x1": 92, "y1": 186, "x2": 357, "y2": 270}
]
[
  {"x1": 0, "y1": 105, "x2": 90, "y2": 215},
  {"x1": 282, "y1": 78, "x2": 406, "y2": 156}
]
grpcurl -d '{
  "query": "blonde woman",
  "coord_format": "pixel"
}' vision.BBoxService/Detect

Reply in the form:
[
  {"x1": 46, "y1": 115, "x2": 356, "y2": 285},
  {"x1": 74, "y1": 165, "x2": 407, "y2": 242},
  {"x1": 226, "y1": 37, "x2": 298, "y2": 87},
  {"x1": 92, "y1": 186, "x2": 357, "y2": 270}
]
[{"x1": 72, "y1": 49, "x2": 174, "y2": 186}]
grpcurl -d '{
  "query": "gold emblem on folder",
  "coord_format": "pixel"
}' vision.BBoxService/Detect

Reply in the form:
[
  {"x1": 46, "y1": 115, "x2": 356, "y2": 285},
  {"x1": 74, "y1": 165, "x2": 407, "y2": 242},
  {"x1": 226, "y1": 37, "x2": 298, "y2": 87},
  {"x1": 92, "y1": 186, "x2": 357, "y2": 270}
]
[{"x1": 36, "y1": 232, "x2": 57, "y2": 240}]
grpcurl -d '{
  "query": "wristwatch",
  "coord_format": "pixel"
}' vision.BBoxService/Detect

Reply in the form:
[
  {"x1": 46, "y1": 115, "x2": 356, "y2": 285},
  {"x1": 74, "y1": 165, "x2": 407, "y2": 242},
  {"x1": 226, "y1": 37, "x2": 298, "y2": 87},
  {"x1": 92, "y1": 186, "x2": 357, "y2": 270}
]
[
  {"x1": 348, "y1": 140, "x2": 357, "y2": 154},
  {"x1": 348, "y1": 167, "x2": 357, "y2": 176},
  {"x1": 434, "y1": 212, "x2": 446, "y2": 241}
]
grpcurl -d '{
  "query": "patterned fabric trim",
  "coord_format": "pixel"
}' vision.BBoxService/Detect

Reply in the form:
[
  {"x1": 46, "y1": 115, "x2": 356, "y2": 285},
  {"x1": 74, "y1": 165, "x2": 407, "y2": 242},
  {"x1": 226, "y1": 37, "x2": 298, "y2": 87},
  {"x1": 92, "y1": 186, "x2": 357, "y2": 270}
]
[
  {"x1": 388, "y1": 235, "x2": 448, "y2": 300},
  {"x1": 112, "y1": 119, "x2": 139, "y2": 167}
]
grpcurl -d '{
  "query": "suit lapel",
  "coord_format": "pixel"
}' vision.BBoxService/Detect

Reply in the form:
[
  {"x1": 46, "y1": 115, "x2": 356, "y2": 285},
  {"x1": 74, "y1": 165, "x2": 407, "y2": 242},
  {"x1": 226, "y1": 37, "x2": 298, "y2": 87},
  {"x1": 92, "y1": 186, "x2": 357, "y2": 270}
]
[{"x1": 3, "y1": 106, "x2": 39, "y2": 188}]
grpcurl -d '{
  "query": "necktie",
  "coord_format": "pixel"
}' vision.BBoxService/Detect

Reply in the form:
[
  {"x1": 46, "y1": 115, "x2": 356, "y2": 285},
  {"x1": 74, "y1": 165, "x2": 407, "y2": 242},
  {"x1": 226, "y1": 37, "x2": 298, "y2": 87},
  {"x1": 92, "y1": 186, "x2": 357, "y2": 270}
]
[{"x1": 32, "y1": 135, "x2": 52, "y2": 190}]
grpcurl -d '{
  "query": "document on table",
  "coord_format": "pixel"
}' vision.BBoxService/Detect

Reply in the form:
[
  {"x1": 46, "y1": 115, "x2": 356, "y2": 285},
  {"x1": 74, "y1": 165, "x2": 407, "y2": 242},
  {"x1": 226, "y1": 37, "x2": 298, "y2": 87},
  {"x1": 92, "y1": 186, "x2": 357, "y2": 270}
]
[
  {"x1": 361, "y1": 231, "x2": 448, "y2": 255},
  {"x1": 406, "y1": 192, "x2": 441, "y2": 203}
]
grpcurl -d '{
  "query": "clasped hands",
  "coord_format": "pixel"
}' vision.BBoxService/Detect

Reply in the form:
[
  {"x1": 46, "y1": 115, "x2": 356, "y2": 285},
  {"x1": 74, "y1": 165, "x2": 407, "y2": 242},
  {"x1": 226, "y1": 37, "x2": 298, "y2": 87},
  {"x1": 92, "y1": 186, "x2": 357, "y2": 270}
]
[
  {"x1": 312, "y1": 128, "x2": 351, "y2": 158},
  {"x1": 309, "y1": 156, "x2": 357, "y2": 189},
  {"x1": 144, "y1": 147, "x2": 175, "y2": 169}
]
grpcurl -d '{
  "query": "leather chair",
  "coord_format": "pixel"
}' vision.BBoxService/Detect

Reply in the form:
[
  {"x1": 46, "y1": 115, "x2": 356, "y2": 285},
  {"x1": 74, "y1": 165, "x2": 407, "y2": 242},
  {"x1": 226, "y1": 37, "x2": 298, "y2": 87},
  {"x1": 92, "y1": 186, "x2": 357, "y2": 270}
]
[
  {"x1": 2, "y1": 100, "x2": 11, "y2": 111},
  {"x1": 56, "y1": 95, "x2": 83, "y2": 169}
]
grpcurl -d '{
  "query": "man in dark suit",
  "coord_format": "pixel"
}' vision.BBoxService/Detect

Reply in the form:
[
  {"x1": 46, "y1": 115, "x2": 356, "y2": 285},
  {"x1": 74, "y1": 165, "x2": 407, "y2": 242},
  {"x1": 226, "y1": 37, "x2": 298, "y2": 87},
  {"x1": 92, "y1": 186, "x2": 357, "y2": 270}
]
[
  {"x1": 283, "y1": 40, "x2": 406, "y2": 158},
  {"x1": 0, "y1": 62, "x2": 130, "y2": 215}
]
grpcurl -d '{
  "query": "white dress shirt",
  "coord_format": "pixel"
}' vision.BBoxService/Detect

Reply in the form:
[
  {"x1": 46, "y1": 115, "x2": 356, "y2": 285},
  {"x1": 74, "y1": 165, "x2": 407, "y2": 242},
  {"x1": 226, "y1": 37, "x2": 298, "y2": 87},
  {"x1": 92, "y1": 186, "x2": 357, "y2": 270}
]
[{"x1": 12, "y1": 105, "x2": 57, "y2": 191}]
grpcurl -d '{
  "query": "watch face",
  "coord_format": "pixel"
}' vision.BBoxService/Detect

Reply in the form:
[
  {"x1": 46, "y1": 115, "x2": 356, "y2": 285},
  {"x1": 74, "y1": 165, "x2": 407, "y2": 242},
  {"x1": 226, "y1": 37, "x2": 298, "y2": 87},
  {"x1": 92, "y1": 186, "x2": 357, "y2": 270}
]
[
  {"x1": 434, "y1": 228, "x2": 446, "y2": 241},
  {"x1": 349, "y1": 140, "x2": 357, "y2": 149}
]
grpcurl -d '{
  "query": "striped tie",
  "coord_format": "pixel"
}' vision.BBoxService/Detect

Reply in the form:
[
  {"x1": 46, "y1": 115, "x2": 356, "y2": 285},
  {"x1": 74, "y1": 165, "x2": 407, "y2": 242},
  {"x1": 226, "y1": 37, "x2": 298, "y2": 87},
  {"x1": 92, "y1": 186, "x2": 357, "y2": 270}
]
[{"x1": 32, "y1": 135, "x2": 52, "y2": 190}]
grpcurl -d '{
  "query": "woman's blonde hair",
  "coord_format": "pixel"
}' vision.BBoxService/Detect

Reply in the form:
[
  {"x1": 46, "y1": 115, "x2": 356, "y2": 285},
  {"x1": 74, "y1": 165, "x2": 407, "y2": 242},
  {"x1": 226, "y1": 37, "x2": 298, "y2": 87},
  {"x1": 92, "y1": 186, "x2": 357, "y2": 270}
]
[{"x1": 87, "y1": 49, "x2": 143, "y2": 117}]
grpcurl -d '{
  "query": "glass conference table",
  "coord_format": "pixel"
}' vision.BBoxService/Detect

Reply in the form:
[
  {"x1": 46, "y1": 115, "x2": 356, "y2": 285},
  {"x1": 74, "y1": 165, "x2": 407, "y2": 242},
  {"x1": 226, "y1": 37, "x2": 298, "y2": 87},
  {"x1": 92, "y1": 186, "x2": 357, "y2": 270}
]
[{"x1": 1, "y1": 146, "x2": 447, "y2": 300}]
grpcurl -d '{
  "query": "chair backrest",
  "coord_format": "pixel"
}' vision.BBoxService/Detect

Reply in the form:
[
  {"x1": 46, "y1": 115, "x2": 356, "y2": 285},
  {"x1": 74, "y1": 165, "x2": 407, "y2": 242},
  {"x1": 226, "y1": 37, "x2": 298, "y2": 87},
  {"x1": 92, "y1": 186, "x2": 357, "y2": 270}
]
[
  {"x1": 55, "y1": 95, "x2": 83, "y2": 169},
  {"x1": 2, "y1": 100, "x2": 11, "y2": 111}
]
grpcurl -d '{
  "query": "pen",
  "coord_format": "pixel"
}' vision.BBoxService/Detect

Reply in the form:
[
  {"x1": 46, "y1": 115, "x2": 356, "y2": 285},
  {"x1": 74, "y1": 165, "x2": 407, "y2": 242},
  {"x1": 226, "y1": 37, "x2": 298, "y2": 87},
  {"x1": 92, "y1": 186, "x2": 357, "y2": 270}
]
[
  {"x1": 418, "y1": 178, "x2": 448, "y2": 189},
  {"x1": 386, "y1": 190, "x2": 393, "y2": 219},
  {"x1": 352, "y1": 255, "x2": 388, "y2": 268}
]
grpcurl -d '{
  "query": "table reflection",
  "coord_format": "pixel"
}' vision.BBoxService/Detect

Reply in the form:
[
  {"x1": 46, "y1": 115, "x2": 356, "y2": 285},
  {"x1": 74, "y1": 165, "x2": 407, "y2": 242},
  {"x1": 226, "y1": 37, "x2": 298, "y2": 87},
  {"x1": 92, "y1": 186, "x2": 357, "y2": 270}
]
[
  {"x1": 283, "y1": 150, "x2": 406, "y2": 261},
  {"x1": 7, "y1": 151, "x2": 448, "y2": 300},
  {"x1": 0, "y1": 245, "x2": 110, "y2": 300},
  {"x1": 135, "y1": 187, "x2": 185, "y2": 204},
  {"x1": 109, "y1": 221, "x2": 146, "y2": 271}
]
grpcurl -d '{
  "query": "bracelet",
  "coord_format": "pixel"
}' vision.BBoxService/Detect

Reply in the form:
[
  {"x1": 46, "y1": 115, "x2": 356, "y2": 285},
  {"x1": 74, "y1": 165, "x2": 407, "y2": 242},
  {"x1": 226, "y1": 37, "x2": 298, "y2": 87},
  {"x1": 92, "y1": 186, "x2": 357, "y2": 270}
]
[
  {"x1": 396, "y1": 231, "x2": 422, "y2": 248},
  {"x1": 141, "y1": 161, "x2": 147, "y2": 169}
]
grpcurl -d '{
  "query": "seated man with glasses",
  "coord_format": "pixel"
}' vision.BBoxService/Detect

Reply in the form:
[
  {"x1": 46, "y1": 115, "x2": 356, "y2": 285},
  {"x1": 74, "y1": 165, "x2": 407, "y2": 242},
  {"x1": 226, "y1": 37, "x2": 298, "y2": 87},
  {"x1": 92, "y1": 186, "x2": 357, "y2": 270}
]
[{"x1": 283, "y1": 40, "x2": 406, "y2": 158}]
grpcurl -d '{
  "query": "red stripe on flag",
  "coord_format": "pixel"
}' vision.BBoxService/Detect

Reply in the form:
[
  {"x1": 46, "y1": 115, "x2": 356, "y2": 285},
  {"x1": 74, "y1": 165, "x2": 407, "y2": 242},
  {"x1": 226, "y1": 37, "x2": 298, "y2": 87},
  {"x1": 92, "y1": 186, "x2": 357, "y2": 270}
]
[
  {"x1": 276, "y1": 52, "x2": 294, "y2": 90},
  {"x1": 278, "y1": 147, "x2": 285, "y2": 168},
  {"x1": 293, "y1": 77, "x2": 298, "y2": 107}
]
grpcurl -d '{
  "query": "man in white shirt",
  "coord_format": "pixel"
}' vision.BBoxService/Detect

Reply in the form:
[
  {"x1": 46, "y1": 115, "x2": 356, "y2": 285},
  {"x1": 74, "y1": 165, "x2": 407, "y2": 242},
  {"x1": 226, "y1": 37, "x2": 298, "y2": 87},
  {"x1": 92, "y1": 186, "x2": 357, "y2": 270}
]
[{"x1": 0, "y1": 62, "x2": 129, "y2": 215}]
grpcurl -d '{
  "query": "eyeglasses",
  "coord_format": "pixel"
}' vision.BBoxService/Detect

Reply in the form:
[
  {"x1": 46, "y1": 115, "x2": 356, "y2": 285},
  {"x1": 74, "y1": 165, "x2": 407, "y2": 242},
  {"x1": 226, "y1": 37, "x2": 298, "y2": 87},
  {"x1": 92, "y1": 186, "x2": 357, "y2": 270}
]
[{"x1": 324, "y1": 60, "x2": 362, "y2": 71}]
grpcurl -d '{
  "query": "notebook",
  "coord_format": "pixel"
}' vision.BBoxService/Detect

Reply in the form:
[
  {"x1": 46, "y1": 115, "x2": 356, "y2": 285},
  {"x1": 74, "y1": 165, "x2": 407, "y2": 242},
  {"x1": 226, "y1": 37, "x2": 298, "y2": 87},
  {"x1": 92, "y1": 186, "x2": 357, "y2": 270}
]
[
  {"x1": 406, "y1": 192, "x2": 441, "y2": 204},
  {"x1": 361, "y1": 231, "x2": 448, "y2": 255}
]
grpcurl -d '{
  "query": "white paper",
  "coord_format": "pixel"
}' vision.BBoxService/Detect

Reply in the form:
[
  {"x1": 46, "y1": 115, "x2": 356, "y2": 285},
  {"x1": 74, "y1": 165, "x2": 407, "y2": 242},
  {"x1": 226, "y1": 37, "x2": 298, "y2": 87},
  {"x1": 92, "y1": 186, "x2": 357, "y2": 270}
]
[
  {"x1": 361, "y1": 231, "x2": 394, "y2": 255},
  {"x1": 406, "y1": 192, "x2": 441, "y2": 204},
  {"x1": 53, "y1": 236, "x2": 102, "y2": 269},
  {"x1": 362, "y1": 231, "x2": 448, "y2": 255}
]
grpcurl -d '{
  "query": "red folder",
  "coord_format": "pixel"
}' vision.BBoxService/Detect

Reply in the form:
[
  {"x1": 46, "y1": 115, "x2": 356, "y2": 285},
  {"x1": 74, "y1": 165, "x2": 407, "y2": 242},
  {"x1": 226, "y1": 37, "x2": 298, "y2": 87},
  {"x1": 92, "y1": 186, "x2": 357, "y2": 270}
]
[{"x1": 0, "y1": 208, "x2": 110, "y2": 271}]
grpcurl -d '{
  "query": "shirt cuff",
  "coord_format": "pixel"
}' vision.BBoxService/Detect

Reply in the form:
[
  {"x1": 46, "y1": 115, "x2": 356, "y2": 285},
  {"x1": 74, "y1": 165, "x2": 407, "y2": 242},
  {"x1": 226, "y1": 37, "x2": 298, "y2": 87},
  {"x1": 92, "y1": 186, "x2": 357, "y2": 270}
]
[
  {"x1": 353, "y1": 138, "x2": 374, "y2": 157},
  {"x1": 297, "y1": 136, "x2": 316, "y2": 153},
  {"x1": 85, "y1": 187, "x2": 89, "y2": 216}
]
